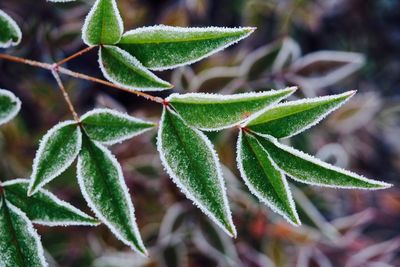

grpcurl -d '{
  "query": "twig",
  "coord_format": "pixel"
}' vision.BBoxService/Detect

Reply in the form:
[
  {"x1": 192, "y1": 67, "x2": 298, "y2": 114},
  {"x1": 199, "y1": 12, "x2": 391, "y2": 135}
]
[
  {"x1": 58, "y1": 67, "x2": 165, "y2": 103},
  {"x1": 51, "y1": 67, "x2": 80, "y2": 122},
  {"x1": 0, "y1": 53, "x2": 165, "y2": 104},
  {"x1": 55, "y1": 46, "x2": 96, "y2": 66},
  {"x1": 0, "y1": 53, "x2": 52, "y2": 70}
]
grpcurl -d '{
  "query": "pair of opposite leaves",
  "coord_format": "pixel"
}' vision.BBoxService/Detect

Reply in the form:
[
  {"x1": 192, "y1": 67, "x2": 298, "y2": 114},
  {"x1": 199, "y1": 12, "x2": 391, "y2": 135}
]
[
  {"x1": 0, "y1": 89, "x2": 101, "y2": 267},
  {"x1": 0, "y1": 0, "x2": 391, "y2": 260},
  {"x1": 78, "y1": 0, "x2": 255, "y2": 91},
  {"x1": 28, "y1": 87, "x2": 391, "y2": 257}
]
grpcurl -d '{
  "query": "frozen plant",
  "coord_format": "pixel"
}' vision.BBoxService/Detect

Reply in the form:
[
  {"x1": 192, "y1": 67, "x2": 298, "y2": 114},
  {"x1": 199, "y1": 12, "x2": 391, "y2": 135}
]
[{"x1": 0, "y1": 0, "x2": 392, "y2": 266}]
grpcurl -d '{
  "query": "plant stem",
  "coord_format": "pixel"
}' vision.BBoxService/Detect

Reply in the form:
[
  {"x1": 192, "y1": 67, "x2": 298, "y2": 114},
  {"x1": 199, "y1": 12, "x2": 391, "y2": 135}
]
[
  {"x1": 0, "y1": 53, "x2": 164, "y2": 104},
  {"x1": 0, "y1": 53, "x2": 52, "y2": 70},
  {"x1": 57, "y1": 67, "x2": 165, "y2": 103},
  {"x1": 51, "y1": 68, "x2": 80, "y2": 122},
  {"x1": 55, "y1": 46, "x2": 96, "y2": 66}
]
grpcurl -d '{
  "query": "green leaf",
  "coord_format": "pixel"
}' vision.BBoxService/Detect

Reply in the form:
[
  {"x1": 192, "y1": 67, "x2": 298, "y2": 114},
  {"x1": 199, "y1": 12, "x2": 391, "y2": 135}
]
[
  {"x1": 3, "y1": 179, "x2": 99, "y2": 227},
  {"x1": 237, "y1": 131, "x2": 299, "y2": 225},
  {"x1": 245, "y1": 91, "x2": 355, "y2": 138},
  {"x1": 0, "y1": 198, "x2": 47, "y2": 267},
  {"x1": 99, "y1": 45, "x2": 172, "y2": 91},
  {"x1": 254, "y1": 133, "x2": 392, "y2": 189},
  {"x1": 77, "y1": 134, "x2": 146, "y2": 255},
  {"x1": 0, "y1": 89, "x2": 21, "y2": 126},
  {"x1": 82, "y1": 0, "x2": 123, "y2": 45},
  {"x1": 0, "y1": 10, "x2": 22, "y2": 48},
  {"x1": 117, "y1": 25, "x2": 255, "y2": 71},
  {"x1": 28, "y1": 121, "x2": 82, "y2": 196},
  {"x1": 157, "y1": 107, "x2": 235, "y2": 237},
  {"x1": 167, "y1": 87, "x2": 296, "y2": 131},
  {"x1": 81, "y1": 108, "x2": 155, "y2": 145}
]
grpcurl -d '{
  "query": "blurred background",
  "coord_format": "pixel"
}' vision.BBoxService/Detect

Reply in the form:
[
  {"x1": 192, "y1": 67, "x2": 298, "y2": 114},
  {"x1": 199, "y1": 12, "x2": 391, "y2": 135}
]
[{"x1": 0, "y1": 0, "x2": 399, "y2": 266}]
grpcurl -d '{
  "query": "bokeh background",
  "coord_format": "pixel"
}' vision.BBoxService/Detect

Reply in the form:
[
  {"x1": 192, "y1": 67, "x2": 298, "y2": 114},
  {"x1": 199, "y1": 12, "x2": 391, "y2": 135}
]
[{"x1": 0, "y1": 0, "x2": 399, "y2": 266}]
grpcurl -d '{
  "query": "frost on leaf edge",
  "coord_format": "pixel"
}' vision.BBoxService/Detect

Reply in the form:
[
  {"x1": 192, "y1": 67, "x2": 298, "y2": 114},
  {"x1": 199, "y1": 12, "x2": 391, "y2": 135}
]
[
  {"x1": 28, "y1": 120, "x2": 82, "y2": 196},
  {"x1": 255, "y1": 133, "x2": 392, "y2": 190},
  {"x1": 0, "y1": 10, "x2": 22, "y2": 48},
  {"x1": 167, "y1": 87, "x2": 297, "y2": 132},
  {"x1": 243, "y1": 90, "x2": 356, "y2": 138},
  {"x1": 2, "y1": 200, "x2": 48, "y2": 267},
  {"x1": 81, "y1": 108, "x2": 155, "y2": 145},
  {"x1": 0, "y1": 89, "x2": 21, "y2": 126},
  {"x1": 98, "y1": 46, "x2": 173, "y2": 92},
  {"x1": 120, "y1": 25, "x2": 256, "y2": 71},
  {"x1": 76, "y1": 140, "x2": 147, "y2": 256},
  {"x1": 81, "y1": 0, "x2": 124, "y2": 46},
  {"x1": 157, "y1": 107, "x2": 236, "y2": 237},
  {"x1": 3, "y1": 179, "x2": 99, "y2": 227},
  {"x1": 236, "y1": 131, "x2": 300, "y2": 226}
]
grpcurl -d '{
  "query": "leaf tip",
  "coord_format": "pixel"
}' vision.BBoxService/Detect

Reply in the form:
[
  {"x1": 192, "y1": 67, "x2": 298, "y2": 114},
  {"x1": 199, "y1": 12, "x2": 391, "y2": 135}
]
[
  {"x1": 26, "y1": 184, "x2": 36, "y2": 197},
  {"x1": 225, "y1": 222, "x2": 237, "y2": 238},
  {"x1": 374, "y1": 181, "x2": 393, "y2": 190},
  {"x1": 285, "y1": 86, "x2": 298, "y2": 94},
  {"x1": 136, "y1": 245, "x2": 149, "y2": 257},
  {"x1": 245, "y1": 27, "x2": 257, "y2": 33}
]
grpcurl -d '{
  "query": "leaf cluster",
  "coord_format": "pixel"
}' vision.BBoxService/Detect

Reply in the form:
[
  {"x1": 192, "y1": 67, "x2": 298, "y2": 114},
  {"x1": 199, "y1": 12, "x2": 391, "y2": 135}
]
[{"x1": 0, "y1": 1, "x2": 392, "y2": 265}]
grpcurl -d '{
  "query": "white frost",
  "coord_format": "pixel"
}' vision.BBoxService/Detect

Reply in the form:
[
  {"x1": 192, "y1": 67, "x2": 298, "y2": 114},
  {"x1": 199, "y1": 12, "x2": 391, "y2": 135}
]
[
  {"x1": 257, "y1": 133, "x2": 392, "y2": 190},
  {"x1": 28, "y1": 120, "x2": 82, "y2": 196},
  {"x1": 80, "y1": 108, "x2": 155, "y2": 145},
  {"x1": 0, "y1": 10, "x2": 22, "y2": 48},
  {"x1": 98, "y1": 46, "x2": 172, "y2": 92},
  {"x1": 3, "y1": 179, "x2": 99, "y2": 227},
  {"x1": 167, "y1": 86, "x2": 297, "y2": 132},
  {"x1": 121, "y1": 25, "x2": 256, "y2": 71},
  {"x1": 236, "y1": 131, "x2": 300, "y2": 226},
  {"x1": 243, "y1": 90, "x2": 356, "y2": 138},
  {"x1": 5, "y1": 201, "x2": 48, "y2": 267},
  {"x1": 157, "y1": 107, "x2": 236, "y2": 237},
  {"x1": 81, "y1": 0, "x2": 124, "y2": 46},
  {"x1": 0, "y1": 89, "x2": 21, "y2": 126},
  {"x1": 76, "y1": 141, "x2": 147, "y2": 255}
]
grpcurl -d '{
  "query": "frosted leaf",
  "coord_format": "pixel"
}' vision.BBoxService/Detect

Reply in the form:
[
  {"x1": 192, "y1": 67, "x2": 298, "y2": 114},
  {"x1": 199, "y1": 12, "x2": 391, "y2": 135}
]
[
  {"x1": 157, "y1": 107, "x2": 236, "y2": 237},
  {"x1": 167, "y1": 87, "x2": 297, "y2": 131},
  {"x1": 117, "y1": 25, "x2": 255, "y2": 71},
  {"x1": 28, "y1": 121, "x2": 82, "y2": 196},
  {"x1": 99, "y1": 45, "x2": 172, "y2": 92},
  {"x1": 237, "y1": 131, "x2": 300, "y2": 225},
  {"x1": 254, "y1": 133, "x2": 392, "y2": 190},
  {"x1": 3, "y1": 179, "x2": 99, "y2": 227},
  {"x1": 245, "y1": 91, "x2": 356, "y2": 138},
  {"x1": 0, "y1": 199, "x2": 47, "y2": 267},
  {"x1": 77, "y1": 134, "x2": 147, "y2": 255},
  {"x1": 0, "y1": 10, "x2": 22, "y2": 48},
  {"x1": 81, "y1": 0, "x2": 123, "y2": 45},
  {"x1": 0, "y1": 89, "x2": 21, "y2": 126},
  {"x1": 81, "y1": 108, "x2": 155, "y2": 145}
]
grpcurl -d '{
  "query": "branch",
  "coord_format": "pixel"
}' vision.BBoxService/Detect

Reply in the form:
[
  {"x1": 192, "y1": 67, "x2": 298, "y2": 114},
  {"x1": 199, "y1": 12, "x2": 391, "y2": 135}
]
[
  {"x1": 51, "y1": 68, "x2": 80, "y2": 122},
  {"x1": 0, "y1": 53, "x2": 164, "y2": 104},
  {"x1": 55, "y1": 46, "x2": 97, "y2": 67}
]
